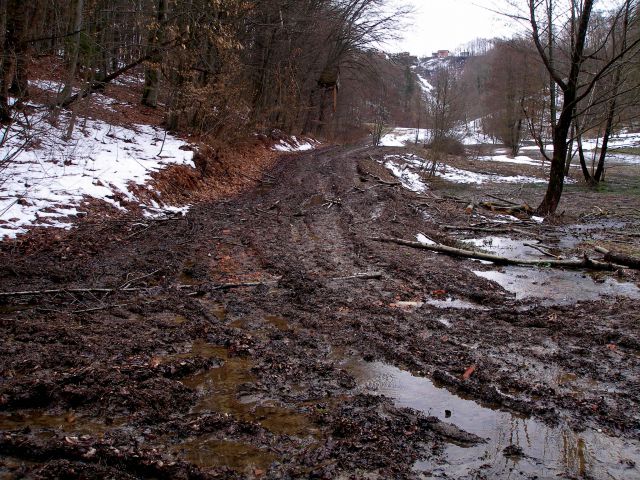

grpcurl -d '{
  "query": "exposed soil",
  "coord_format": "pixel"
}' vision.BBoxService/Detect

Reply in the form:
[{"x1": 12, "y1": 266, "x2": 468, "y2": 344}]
[{"x1": 1, "y1": 144, "x2": 639, "y2": 479}]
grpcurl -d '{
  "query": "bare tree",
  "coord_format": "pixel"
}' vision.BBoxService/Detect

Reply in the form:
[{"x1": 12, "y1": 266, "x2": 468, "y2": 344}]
[
  {"x1": 425, "y1": 65, "x2": 464, "y2": 173},
  {"x1": 526, "y1": 0, "x2": 640, "y2": 214}
]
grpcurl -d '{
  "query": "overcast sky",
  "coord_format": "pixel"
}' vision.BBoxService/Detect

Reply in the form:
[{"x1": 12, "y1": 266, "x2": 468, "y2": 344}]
[{"x1": 385, "y1": 0, "x2": 525, "y2": 57}]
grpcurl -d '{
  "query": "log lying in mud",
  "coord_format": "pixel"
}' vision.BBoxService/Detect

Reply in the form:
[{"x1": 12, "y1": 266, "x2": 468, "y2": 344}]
[
  {"x1": 370, "y1": 236, "x2": 621, "y2": 271},
  {"x1": 595, "y1": 247, "x2": 640, "y2": 270},
  {"x1": 0, "y1": 273, "x2": 383, "y2": 298}
]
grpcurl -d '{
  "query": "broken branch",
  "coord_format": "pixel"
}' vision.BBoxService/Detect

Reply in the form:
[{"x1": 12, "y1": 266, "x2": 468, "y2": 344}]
[
  {"x1": 370, "y1": 236, "x2": 620, "y2": 271},
  {"x1": 594, "y1": 246, "x2": 640, "y2": 270}
]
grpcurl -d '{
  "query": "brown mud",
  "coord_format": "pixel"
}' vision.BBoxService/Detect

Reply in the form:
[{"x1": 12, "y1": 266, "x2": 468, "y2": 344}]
[{"x1": 1, "y1": 144, "x2": 639, "y2": 479}]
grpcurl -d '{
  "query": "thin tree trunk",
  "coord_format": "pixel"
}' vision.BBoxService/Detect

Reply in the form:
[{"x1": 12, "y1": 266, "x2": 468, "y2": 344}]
[
  {"x1": 594, "y1": 1, "x2": 629, "y2": 183},
  {"x1": 141, "y1": 0, "x2": 168, "y2": 108},
  {"x1": 0, "y1": 0, "x2": 10, "y2": 123},
  {"x1": 576, "y1": 122, "x2": 594, "y2": 184},
  {"x1": 57, "y1": 0, "x2": 83, "y2": 106},
  {"x1": 564, "y1": 118, "x2": 575, "y2": 176}
]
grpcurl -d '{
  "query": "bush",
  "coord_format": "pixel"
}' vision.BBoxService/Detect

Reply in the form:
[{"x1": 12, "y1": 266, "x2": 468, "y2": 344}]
[{"x1": 425, "y1": 136, "x2": 465, "y2": 156}]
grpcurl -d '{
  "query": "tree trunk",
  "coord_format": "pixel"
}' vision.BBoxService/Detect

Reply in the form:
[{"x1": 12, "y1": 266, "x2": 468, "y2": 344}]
[
  {"x1": 142, "y1": 0, "x2": 168, "y2": 108},
  {"x1": 0, "y1": 0, "x2": 10, "y2": 123},
  {"x1": 532, "y1": 0, "x2": 594, "y2": 215},
  {"x1": 564, "y1": 118, "x2": 575, "y2": 176},
  {"x1": 57, "y1": 0, "x2": 83, "y2": 106},
  {"x1": 537, "y1": 104, "x2": 574, "y2": 214},
  {"x1": 576, "y1": 127, "x2": 594, "y2": 184}
]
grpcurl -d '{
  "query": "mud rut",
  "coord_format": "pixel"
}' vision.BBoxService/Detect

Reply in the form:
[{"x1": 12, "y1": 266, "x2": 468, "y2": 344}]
[{"x1": 1, "y1": 145, "x2": 639, "y2": 479}]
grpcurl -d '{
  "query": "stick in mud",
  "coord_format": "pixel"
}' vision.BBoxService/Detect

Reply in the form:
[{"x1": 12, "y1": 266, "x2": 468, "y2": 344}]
[{"x1": 594, "y1": 246, "x2": 640, "y2": 270}]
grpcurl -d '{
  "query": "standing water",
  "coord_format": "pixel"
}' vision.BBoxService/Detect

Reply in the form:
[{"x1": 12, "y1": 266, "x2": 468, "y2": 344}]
[{"x1": 336, "y1": 354, "x2": 640, "y2": 479}]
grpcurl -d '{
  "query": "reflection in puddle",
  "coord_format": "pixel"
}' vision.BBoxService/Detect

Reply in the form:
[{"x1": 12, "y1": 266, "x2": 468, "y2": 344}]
[
  {"x1": 475, "y1": 267, "x2": 640, "y2": 305},
  {"x1": 335, "y1": 354, "x2": 640, "y2": 479},
  {"x1": 463, "y1": 236, "x2": 547, "y2": 260},
  {"x1": 174, "y1": 437, "x2": 276, "y2": 472}
]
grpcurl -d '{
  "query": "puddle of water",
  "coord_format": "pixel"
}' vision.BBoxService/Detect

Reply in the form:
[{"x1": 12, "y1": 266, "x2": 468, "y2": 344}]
[
  {"x1": 463, "y1": 236, "x2": 547, "y2": 260},
  {"x1": 0, "y1": 411, "x2": 120, "y2": 436},
  {"x1": 306, "y1": 194, "x2": 326, "y2": 207},
  {"x1": 196, "y1": 300, "x2": 226, "y2": 322},
  {"x1": 554, "y1": 220, "x2": 629, "y2": 250},
  {"x1": 265, "y1": 315, "x2": 291, "y2": 331},
  {"x1": 181, "y1": 345, "x2": 316, "y2": 437},
  {"x1": 336, "y1": 355, "x2": 640, "y2": 479},
  {"x1": 172, "y1": 314, "x2": 188, "y2": 325},
  {"x1": 173, "y1": 437, "x2": 276, "y2": 472},
  {"x1": 426, "y1": 297, "x2": 489, "y2": 311},
  {"x1": 475, "y1": 267, "x2": 640, "y2": 305},
  {"x1": 0, "y1": 456, "x2": 37, "y2": 477}
]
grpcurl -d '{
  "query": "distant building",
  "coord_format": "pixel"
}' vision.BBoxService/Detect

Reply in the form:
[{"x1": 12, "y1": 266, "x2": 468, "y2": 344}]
[
  {"x1": 390, "y1": 51, "x2": 418, "y2": 66},
  {"x1": 460, "y1": 51, "x2": 470, "y2": 58},
  {"x1": 437, "y1": 50, "x2": 450, "y2": 58}
]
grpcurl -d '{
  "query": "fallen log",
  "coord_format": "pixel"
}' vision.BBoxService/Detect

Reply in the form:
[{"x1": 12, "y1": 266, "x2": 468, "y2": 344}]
[
  {"x1": 479, "y1": 202, "x2": 534, "y2": 215},
  {"x1": 594, "y1": 247, "x2": 640, "y2": 270},
  {"x1": 370, "y1": 236, "x2": 620, "y2": 271},
  {"x1": 330, "y1": 272, "x2": 383, "y2": 281}
]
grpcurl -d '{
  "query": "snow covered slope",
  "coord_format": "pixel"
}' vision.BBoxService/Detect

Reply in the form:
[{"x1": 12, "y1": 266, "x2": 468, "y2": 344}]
[{"x1": 0, "y1": 82, "x2": 195, "y2": 239}]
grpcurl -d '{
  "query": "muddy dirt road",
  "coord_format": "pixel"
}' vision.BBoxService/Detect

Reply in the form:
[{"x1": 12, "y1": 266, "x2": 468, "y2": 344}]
[{"x1": 1, "y1": 145, "x2": 639, "y2": 479}]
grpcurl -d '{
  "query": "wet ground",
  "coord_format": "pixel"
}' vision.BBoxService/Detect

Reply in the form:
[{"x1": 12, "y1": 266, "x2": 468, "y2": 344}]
[{"x1": 1, "y1": 143, "x2": 639, "y2": 479}]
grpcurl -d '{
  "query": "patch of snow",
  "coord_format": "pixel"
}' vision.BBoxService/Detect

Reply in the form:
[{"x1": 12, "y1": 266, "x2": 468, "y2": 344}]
[
  {"x1": 0, "y1": 110, "x2": 195, "y2": 239},
  {"x1": 29, "y1": 79, "x2": 66, "y2": 93},
  {"x1": 532, "y1": 216, "x2": 544, "y2": 223},
  {"x1": 379, "y1": 153, "x2": 550, "y2": 190},
  {"x1": 383, "y1": 159, "x2": 428, "y2": 193},
  {"x1": 460, "y1": 119, "x2": 493, "y2": 145},
  {"x1": 274, "y1": 136, "x2": 319, "y2": 152},
  {"x1": 380, "y1": 128, "x2": 430, "y2": 147},
  {"x1": 606, "y1": 153, "x2": 640, "y2": 165},
  {"x1": 493, "y1": 214, "x2": 522, "y2": 223},
  {"x1": 437, "y1": 165, "x2": 546, "y2": 185},
  {"x1": 416, "y1": 233, "x2": 436, "y2": 245},
  {"x1": 580, "y1": 132, "x2": 640, "y2": 151},
  {"x1": 478, "y1": 154, "x2": 541, "y2": 166},
  {"x1": 416, "y1": 75, "x2": 433, "y2": 95},
  {"x1": 142, "y1": 202, "x2": 191, "y2": 219}
]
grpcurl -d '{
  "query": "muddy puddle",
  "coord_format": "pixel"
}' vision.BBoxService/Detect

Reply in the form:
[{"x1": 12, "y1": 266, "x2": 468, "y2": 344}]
[
  {"x1": 334, "y1": 353, "x2": 640, "y2": 479},
  {"x1": 475, "y1": 267, "x2": 640, "y2": 305},
  {"x1": 0, "y1": 411, "x2": 121, "y2": 437},
  {"x1": 170, "y1": 339, "x2": 316, "y2": 471},
  {"x1": 455, "y1": 235, "x2": 640, "y2": 305},
  {"x1": 173, "y1": 437, "x2": 276, "y2": 473},
  {"x1": 178, "y1": 342, "x2": 315, "y2": 438}
]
